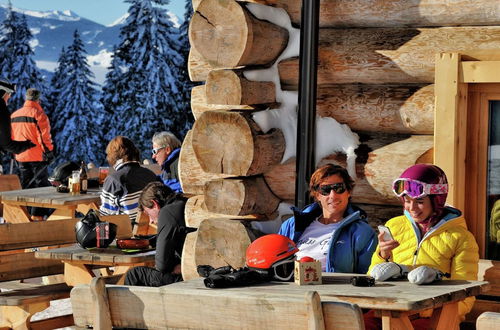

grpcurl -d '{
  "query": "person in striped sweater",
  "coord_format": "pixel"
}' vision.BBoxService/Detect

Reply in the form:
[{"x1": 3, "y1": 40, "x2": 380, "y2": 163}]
[{"x1": 99, "y1": 136, "x2": 157, "y2": 228}]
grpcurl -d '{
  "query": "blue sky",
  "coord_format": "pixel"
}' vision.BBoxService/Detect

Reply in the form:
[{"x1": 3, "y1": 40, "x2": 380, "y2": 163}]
[{"x1": 0, "y1": 0, "x2": 186, "y2": 25}]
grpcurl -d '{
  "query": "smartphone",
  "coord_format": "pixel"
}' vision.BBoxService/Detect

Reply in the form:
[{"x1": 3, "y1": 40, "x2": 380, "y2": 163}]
[{"x1": 377, "y1": 225, "x2": 394, "y2": 241}]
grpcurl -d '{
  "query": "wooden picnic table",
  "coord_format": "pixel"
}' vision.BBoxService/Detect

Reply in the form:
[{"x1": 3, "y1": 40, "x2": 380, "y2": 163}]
[
  {"x1": 0, "y1": 186, "x2": 101, "y2": 222},
  {"x1": 164, "y1": 275, "x2": 490, "y2": 330},
  {"x1": 35, "y1": 244, "x2": 155, "y2": 286}
]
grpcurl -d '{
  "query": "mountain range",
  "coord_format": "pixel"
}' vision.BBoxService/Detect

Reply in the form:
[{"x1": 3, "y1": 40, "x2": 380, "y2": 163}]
[{"x1": 0, "y1": 5, "x2": 180, "y2": 84}]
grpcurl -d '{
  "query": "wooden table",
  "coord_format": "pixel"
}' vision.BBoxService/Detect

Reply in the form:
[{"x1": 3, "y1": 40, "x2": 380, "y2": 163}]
[
  {"x1": 0, "y1": 186, "x2": 101, "y2": 222},
  {"x1": 35, "y1": 244, "x2": 155, "y2": 286},
  {"x1": 166, "y1": 275, "x2": 490, "y2": 330}
]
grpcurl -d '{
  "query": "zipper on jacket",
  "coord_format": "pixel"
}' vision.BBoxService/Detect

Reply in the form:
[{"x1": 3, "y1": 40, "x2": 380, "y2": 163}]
[{"x1": 412, "y1": 249, "x2": 418, "y2": 266}]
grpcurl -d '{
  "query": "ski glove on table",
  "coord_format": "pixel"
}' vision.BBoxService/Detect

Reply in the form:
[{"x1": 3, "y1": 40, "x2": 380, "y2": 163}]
[
  {"x1": 407, "y1": 266, "x2": 445, "y2": 285},
  {"x1": 370, "y1": 262, "x2": 409, "y2": 281}
]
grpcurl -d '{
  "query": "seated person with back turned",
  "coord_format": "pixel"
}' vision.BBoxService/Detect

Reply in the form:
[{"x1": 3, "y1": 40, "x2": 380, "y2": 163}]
[
  {"x1": 151, "y1": 131, "x2": 182, "y2": 193},
  {"x1": 99, "y1": 136, "x2": 157, "y2": 228},
  {"x1": 365, "y1": 164, "x2": 479, "y2": 329},
  {"x1": 279, "y1": 164, "x2": 376, "y2": 273},
  {"x1": 125, "y1": 182, "x2": 194, "y2": 287}
]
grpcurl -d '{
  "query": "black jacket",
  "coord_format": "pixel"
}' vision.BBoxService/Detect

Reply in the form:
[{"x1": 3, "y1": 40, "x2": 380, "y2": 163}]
[
  {"x1": 155, "y1": 194, "x2": 195, "y2": 273},
  {"x1": 0, "y1": 98, "x2": 33, "y2": 154}
]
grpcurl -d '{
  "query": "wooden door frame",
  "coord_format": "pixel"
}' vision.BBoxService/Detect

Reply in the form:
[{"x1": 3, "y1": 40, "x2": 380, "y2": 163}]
[{"x1": 434, "y1": 51, "x2": 500, "y2": 257}]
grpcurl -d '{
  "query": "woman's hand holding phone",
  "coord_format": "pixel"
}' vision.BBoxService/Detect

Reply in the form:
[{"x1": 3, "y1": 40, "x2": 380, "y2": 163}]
[{"x1": 377, "y1": 225, "x2": 399, "y2": 260}]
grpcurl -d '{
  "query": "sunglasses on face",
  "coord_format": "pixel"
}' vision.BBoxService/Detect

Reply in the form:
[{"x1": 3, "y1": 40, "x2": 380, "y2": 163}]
[
  {"x1": 316, "y1": 183, "x2": 347, "y2": 196},
  {"x1": 152, "y1": 147, "x2": 165, "y2": 155},
  {"x1": 392, "y1": 178, "x2": 448, "y2": 199}
]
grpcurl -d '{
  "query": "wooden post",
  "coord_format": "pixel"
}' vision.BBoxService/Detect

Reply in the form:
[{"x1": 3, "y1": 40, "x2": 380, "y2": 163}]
[
  {"x1": 90, "y1": 277, "x2": 112, "y2": 330},
  {"x1": 433, "y1": 52, "x2": 466, "y2": 209},
  {"x1": 192, "y1": 111, "x2": 285, "y2": 176},
  {"x1": 190, "y1": 0, "x2": 288, "y2": 67}
]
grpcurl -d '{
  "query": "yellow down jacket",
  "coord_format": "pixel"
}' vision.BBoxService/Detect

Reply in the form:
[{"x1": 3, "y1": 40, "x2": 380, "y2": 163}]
[{"x1": 368, "y1": 207, "x2": 479, "y2": 319}]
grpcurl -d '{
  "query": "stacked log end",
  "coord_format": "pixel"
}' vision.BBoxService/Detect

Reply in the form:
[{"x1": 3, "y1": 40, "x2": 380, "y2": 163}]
[{"x1": 181, "y1": 0, "x2": 499, "y2": 276}]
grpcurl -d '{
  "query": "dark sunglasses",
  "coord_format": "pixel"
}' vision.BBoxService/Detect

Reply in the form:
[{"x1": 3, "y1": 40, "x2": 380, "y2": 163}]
[
  {"x1": 152, "y1": 147, "x2": 165, "y2": 155},
  {"x1": 316, "y1": 183, "x2": 347, "y2": 196}
]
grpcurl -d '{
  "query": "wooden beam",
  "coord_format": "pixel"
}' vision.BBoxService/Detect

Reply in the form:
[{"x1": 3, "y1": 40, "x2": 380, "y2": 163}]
[
  {"x1": 461, "y1": 61, "x2": 500, "y2": 83},
  {"x1": 434, "y1": 52, "x2": 467, "y2": 209}
]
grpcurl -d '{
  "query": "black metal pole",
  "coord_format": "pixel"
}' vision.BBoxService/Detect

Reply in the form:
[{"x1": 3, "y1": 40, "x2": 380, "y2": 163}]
[{"x1": 295, "y1": 0, "x2": 320, "y2": 208}]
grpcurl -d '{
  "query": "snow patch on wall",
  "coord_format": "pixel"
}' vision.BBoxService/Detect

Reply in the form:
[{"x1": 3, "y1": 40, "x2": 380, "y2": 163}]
[
  {"x1": 251, "y1": 202, "x2": 294, "y2": 234},
  {"x1": 244, "y1": 3, "x2": 359, "y2": 179}
]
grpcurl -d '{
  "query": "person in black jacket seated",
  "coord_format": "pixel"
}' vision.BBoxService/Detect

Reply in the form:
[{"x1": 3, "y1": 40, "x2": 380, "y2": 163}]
[
  {"x1": 0, "y1": 79, "x2": 35, "y2": 155},
  {"x1": 124, "y1": 182, "x2": 195, "y2": 287}
]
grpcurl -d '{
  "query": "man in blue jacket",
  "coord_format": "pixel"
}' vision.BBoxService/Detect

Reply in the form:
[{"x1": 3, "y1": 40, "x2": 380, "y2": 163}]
[{"x1": 151, "y1": 131, "x2": 182, "y2": 193}]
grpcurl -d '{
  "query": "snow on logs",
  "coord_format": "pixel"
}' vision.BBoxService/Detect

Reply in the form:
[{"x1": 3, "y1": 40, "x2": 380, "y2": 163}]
[
  {"x1": 240, "y1": 0, "x2": 500, "y2": 28},
  {"x1": 189, "y1": 0, "x2": 288, "y2": 68},
  {"x1": 278, "y1": 26, "x2": 500, "y2": 87},
  {"x1": 192, "y1": 111, "x2": 285, "y2": 176}
]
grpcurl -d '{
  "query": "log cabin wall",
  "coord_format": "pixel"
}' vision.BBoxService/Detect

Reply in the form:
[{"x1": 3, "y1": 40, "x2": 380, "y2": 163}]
[{"x1": 180, "y1": 0, "x2": 500, "y2": 278}]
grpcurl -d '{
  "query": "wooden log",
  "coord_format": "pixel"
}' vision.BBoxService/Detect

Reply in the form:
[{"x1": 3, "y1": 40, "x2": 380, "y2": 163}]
[
  {"x1": 278, "y1": 26, "x2": 500, "y2": 87},
  {"x1": 206, "y1": 69, "x2": 276, "y2": 105},
  {"x1": 190, "y1": 218, "x2": 258, "y2": 270},
  {"x1": 262, "y1": 134, "x2": 433, "y2": 206},
  {"x1": 243, "y1": 0, "x2": 500, "y2": 28},
  {"x1": 322, "y1": 134, "x2": 434, "y2": 206},
  {"x1": 192, "y1": 82, "x2": 434, "y2": 134},
  {"x1": 185, "y1": 195, "x2": 267, "y2": 228},
  {"x1": 181, "y1": 232, "x2": 199, "y2": 280},
  {"x1": 204, "y1": 177, "x2": 280, "y2": 217},
  {"x1": 316, "y1": 84, "x2": 434, "y2": 134},
  {"x1": 190, "y1": 0, "x2": 288, "y2": 67},
  {"x1": 188, "y1": 48, "x2": 214, "y2": 82},
  {"x1": 179, "y1": 130, "x2": 230, "y2": 196},
  {"x1": 192, "y1": 111, "x2": 285, "y2": 176},
  {"x1": 190, "y1": 85, "x2": 268, "y2": 120},
  {"x1": 358, "y1": 204, "x2": 402, "y2": 229}
]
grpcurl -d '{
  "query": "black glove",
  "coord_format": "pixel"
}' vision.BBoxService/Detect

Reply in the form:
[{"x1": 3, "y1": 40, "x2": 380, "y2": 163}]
[
  {"x1": 22, "y1": 140, "x2": 36, "y2": 151},
  {"x1": 43, "y1": 150, "x2": 55, "y2": 163}
]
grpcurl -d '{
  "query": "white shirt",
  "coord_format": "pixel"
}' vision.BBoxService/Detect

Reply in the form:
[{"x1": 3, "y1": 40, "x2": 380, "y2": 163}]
[{"x1": 295, "y1": 217, "x2": 345, "y2": 271}]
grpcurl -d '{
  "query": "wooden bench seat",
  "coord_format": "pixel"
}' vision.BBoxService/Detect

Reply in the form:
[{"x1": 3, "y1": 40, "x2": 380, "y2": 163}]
[
  {"x1": 0, "y1": 214, "x2": 131, "y2": 330},
  {"x1": 71, "y1": 277, "x2": 365, "y2": 329}
]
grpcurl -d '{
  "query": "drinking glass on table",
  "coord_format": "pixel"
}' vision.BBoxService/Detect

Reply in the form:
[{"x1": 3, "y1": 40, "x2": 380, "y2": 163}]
[
  {"x1": 71, "y1": 170, "x2": 81, "y2": 194},
  {"x1": 98, "y1": 167, "x2": 109, "y2": 186}
]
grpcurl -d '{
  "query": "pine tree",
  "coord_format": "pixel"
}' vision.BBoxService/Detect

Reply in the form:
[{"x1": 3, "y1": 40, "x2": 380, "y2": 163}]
[
  {"x1": 51, "y1": 30, "x2": 106, "y2": 165},
  {"x1": 103, "y1": 0, "x2": 188, "y2": 159},
  {"x1": 45, "y1": 46, "x2": 69, "y2": 121},
  {"x1": 174, "y1": 0, "x2": 195, "y2": 137},
  {"x1": 0, "y1": 4, "x2": 47, "y2": 110}
]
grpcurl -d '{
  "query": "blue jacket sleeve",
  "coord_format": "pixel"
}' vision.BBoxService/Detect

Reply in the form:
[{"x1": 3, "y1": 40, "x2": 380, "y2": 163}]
[{"x1": 356, "y1": 226, "x2": 377, "y2": 274}]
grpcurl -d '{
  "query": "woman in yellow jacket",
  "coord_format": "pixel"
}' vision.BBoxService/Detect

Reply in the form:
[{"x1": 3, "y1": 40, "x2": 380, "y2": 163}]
[{"x1": 365, "y1": 164, "x2": 479, "y2": 329}]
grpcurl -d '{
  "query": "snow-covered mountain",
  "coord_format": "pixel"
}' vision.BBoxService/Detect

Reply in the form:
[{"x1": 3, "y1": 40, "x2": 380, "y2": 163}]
[{"x1": 0, "y1": 5, "x2": 180, "y2": 84}]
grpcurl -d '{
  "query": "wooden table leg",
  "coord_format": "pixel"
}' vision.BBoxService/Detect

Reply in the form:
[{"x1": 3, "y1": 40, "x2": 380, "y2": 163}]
[
  {"x1": 2, "y1": 204, "x2": 30, "y2": 223},
  {"x1": 0, "y1": 302, "x2": 49, "y2": 330},
  {"x1": 380, "y1": 310, "x2": 414, "y2": 330},
  {"x1": 429, "y1": 302, "x2": 459, "y2": 330},
  {"x1": 64, "y1": 262, "x2": 96, "y2": 286}
]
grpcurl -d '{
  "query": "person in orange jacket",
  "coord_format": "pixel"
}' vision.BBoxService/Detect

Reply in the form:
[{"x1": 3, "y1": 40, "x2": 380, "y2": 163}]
[{"x1": 11, "y1": 88, "x2": 54, "y2": 219}]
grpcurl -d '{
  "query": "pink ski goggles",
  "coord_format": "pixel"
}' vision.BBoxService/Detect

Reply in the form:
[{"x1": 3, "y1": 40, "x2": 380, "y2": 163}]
[{"x1": 392, "y1": 178, "x2": 448, "y2": 199}]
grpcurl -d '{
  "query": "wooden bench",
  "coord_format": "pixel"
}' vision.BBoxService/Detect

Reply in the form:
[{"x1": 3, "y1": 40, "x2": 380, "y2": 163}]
[
  {"x1": 0, "y1": 174, "x2": 21, "y2": 218},
  {"x1": 0, "y1": 214, "x2": 131, "y2": 330},
  {"x1": 476, "y1": 311, "x2": 500, "y2": 330},
  {"x1": 71, "y1": 277, "x2": 365, "y2": 329}
]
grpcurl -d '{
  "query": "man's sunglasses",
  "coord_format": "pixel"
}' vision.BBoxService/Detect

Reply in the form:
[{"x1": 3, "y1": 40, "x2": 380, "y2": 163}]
[
  {"x1": 152, "y1": 147, "x2": 165, "y2": 155},
  {"x1": 316, "y1": 183, "x2": 347, "y2": 196}
]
